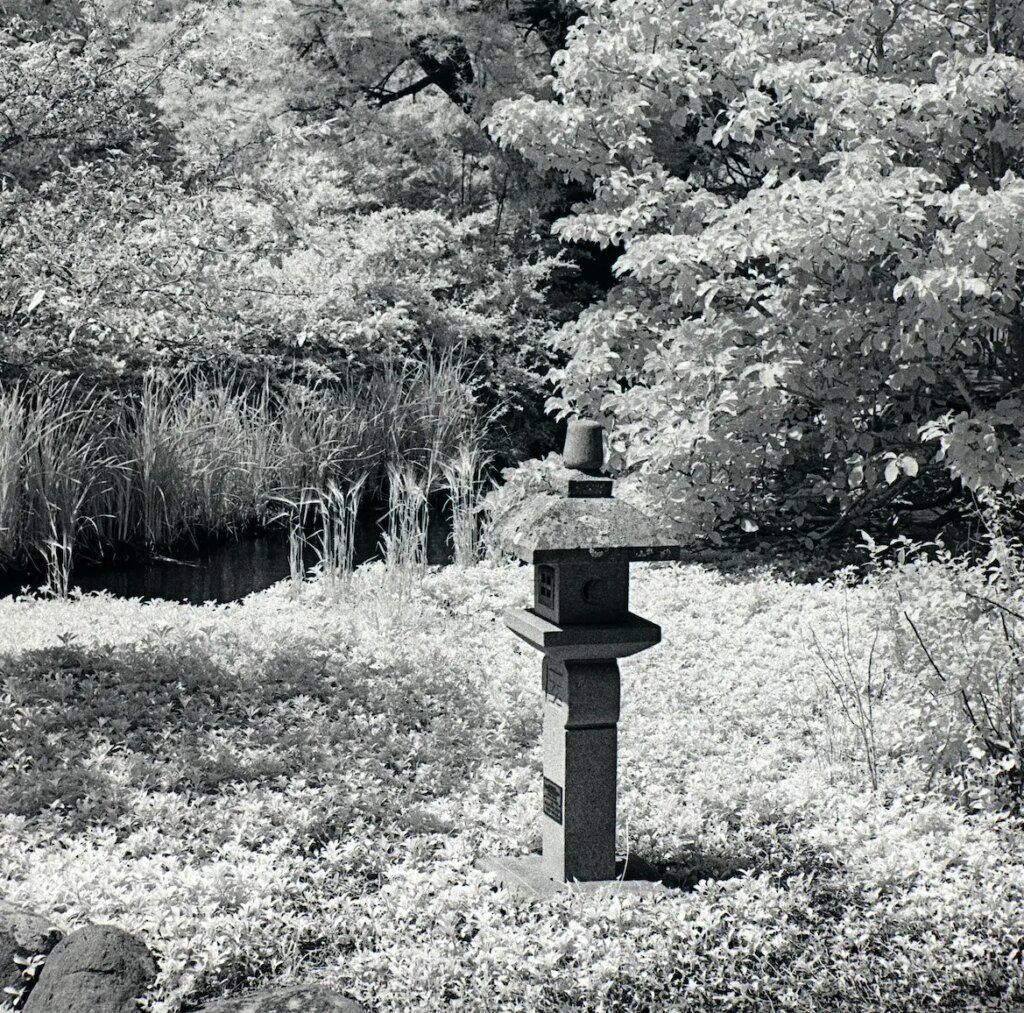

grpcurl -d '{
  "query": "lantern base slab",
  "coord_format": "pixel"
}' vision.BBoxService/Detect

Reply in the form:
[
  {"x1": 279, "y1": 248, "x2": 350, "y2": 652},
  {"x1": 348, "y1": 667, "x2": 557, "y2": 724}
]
[{"x1": 476, "y1": 854, "x2": 669, "y2": 900}]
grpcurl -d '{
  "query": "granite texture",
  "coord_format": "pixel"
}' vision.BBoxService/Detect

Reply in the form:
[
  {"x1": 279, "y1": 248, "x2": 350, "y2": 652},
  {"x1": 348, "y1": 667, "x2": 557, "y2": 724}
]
[
  {"x1": 505, "y1": 607, "x2": 661, "y2": 660},
  {"x1": 532, "y1": 559, "x2": 629, "y2": 626},
  {"x1": 497, "y1": 493, "x2": 680, "y2": 564},
  {"x1": 22, "y1": 924, "x2": 156, "y2": 1013}
]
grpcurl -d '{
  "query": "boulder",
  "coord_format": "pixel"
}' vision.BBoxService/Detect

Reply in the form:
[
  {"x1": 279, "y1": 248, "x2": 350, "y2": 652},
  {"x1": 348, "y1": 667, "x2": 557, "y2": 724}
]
[
  {"x1": 0, "y1": 900, "x2": 62, "y2": 1001},
  {"x1": 22, "y1": 924, "x2": 156, "y2": 1013},
  {"x1": 197, "y1": 984, "x2": 367, "y2": 1013}
]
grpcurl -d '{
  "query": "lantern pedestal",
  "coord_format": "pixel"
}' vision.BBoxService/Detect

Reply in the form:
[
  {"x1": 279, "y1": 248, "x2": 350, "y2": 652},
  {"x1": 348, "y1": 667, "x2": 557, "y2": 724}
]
[
  {"x1": 477, "y1": 419, "x2": 679, "y2": 897},
  {"x1": 478, "y1": 653, "x2": 670, "y2": 897},
  {"x1": 540, "y1": 658, "x2": 619, "y2": 882},
  {"x1": 476, "y1": 853, "x2": 667, "y2": 900}
]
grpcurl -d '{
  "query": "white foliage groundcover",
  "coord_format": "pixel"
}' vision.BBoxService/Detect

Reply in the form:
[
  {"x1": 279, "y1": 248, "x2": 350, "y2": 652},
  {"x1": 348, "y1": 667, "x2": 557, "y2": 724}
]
[{"x1": 0, "y1": 561, "x2": 1021, "y2": 1011}]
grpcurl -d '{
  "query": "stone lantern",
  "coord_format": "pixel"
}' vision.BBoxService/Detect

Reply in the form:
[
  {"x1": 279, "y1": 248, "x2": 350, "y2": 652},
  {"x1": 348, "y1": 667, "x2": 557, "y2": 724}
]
[{"x1": 481, "y1": 420, "x2": 678, "y2": 894}]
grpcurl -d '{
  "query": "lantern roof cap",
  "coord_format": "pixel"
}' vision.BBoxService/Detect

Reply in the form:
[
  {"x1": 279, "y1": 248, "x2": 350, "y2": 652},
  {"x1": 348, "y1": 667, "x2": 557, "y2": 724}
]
[{"x1": 498, "y1": 493, "x2": 679, "y2": 564}]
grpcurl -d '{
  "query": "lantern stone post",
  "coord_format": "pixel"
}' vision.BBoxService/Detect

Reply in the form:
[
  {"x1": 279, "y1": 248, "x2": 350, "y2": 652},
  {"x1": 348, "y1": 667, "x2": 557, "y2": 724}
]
[{"x1": 479, "y1": 420, "x2": 678, "y2": 896}]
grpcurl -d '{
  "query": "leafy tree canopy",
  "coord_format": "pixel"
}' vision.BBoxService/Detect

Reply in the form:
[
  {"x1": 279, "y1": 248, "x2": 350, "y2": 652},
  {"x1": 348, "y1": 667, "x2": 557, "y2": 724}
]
[
  {"x1": 1, "y1": 0, "x2": 557, "y2": 432},
  {"x1": 492, "y1": 0, "x2": 1024, "y2": 544}
]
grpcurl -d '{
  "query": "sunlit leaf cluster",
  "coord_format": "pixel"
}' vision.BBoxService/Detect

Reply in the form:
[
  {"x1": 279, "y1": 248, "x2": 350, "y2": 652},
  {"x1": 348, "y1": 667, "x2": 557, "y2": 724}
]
[{"x1": 493, "y1": 0, "x2": 1024, "y2": 542}]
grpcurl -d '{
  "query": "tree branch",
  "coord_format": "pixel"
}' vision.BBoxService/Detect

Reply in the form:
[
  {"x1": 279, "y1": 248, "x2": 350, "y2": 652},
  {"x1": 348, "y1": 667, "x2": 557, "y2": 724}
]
[{"x1": 364, "y1": 74, "x2": 438, "y2": 107}]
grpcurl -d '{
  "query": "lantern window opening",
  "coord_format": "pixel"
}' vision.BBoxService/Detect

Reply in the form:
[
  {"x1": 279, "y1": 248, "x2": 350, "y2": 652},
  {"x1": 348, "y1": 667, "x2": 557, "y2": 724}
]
[{"x1": 538, "y1": 565, "x2": 555, "y2": 608}]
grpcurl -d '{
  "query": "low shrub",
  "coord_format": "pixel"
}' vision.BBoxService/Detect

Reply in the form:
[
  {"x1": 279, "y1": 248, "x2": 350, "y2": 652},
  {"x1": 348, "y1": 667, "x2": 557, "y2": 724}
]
[{"x1": 858, "y1": 528, "x2": 1024, "y2": 814}]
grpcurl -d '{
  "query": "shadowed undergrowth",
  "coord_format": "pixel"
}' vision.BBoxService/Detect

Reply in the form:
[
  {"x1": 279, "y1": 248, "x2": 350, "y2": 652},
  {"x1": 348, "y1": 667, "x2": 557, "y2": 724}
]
[{"x1": 0, "y1": 627, "x2": 502, "y2": 831}]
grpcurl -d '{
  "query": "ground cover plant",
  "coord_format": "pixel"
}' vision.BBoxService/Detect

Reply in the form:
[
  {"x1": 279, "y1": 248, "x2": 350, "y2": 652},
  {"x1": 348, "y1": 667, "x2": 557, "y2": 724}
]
[{"x1": 1, "y1": 559, "x2": 1023, "y2": 1011}]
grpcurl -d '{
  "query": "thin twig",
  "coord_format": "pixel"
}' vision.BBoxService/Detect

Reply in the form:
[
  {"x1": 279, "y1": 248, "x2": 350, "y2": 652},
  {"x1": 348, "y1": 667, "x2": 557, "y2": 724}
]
[{"x1": 903, "y1": 611, "x2": 947, "y2": 684}]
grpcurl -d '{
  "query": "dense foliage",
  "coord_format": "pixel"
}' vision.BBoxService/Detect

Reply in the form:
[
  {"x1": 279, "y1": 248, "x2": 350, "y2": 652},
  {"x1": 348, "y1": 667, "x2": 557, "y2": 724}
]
[
  {"x1": 0, "y1": 0, "x2": 569, "y2": 566},
  {"x1": 8, "y1": 0, "x2": 1024, "y2": 550},
  {"x1": 0, "y1": 3, "x2": 556, "y2": 413},
  {"x1": 492, "y1": 0, "x2": 1024, "y2": 544},
  {"x1": 2, "y1": 561, "x2": 1023, "y2": 1010},
  {"x1": 10, "y1": 0, "x2": 1024, "y2": 548}
]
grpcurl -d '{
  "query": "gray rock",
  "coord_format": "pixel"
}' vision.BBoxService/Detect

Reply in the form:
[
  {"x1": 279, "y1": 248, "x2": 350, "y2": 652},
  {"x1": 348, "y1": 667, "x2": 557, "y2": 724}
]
[
  {"x1": 197, "y1": 984, "x2": 367, "y2": 1013},
  {"x1": 0, "y1": 900, "x2": 62, "y2": 1001},
  {"x1": 22, "y1": 924, "x2": 156, "y2": 1013}
]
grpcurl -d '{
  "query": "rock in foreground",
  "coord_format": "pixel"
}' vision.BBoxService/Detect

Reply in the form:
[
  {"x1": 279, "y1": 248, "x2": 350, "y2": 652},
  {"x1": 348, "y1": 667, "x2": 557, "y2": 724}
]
[{"x1": 23, "y1": 924, "x2": 156, "y2": 1013}]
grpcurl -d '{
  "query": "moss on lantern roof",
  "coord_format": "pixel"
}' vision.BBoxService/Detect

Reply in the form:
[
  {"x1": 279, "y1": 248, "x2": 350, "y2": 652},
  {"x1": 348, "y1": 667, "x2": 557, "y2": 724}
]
[{"x1": 497, "y1": 494, "x2": 680, "y2": 563}]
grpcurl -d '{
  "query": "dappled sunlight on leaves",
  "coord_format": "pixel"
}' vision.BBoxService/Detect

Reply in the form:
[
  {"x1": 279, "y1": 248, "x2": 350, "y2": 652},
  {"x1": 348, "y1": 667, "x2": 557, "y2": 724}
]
[{"x1": 0, "y1": 562, "x2": 1022, "y2": 1010}]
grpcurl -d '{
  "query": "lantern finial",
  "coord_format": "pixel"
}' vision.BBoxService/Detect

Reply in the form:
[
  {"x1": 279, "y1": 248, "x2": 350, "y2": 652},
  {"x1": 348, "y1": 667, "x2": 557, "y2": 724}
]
[{"x1": 562, "y1": 419, "x2": 604, "y2": 473}]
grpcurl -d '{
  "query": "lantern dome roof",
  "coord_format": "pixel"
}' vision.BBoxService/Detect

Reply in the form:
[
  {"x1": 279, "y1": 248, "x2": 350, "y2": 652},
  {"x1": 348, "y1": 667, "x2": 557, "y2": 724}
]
[{"x1": 498, "y1": 493, "x2": 679, "y2": 564}]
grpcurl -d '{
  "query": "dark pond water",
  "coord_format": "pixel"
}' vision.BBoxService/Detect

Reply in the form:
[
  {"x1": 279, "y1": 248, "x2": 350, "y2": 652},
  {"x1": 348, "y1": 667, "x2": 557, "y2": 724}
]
[{"x1": 0, "y1": 506, "x2": 455, "y2": 604}]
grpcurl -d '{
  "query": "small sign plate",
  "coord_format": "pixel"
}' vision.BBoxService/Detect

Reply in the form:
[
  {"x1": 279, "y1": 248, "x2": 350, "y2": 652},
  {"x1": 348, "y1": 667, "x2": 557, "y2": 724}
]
[
  {"x1": 567, "y1": 478, "x2": 613, "y2": 498},
  {"x1": 542, "y1": 659, "x2": 568, "y2": 702},
  {"x1": 543, "y1": 777, "x2": 563, "y2": 824}
]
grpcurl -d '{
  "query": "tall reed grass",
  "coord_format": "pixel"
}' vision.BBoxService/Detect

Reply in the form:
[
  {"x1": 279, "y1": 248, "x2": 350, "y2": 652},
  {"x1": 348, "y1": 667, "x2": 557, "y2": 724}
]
[
  {"x1": 104, "y1": 372, "x2": 278, "y2": 550},
  {"x1": 279, "y1": 476, "x2": 366, "y2": 594},
  {"x1": 442, "y1": 442, "x2": 490, "y2": 566},
  {"x1": 0, "y1": 381, "x2": 117, "y2": 592},
  {"x1": 0, "y1": 354, "x2": 489, "y2": 589},
  {"x1": 382, "y1": 463, "x2": 429, "y2": 570}
]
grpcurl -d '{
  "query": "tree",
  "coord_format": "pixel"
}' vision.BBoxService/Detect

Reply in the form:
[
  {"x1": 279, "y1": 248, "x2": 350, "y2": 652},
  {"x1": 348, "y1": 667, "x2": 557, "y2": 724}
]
[
  {"x1": 2, "y1": 2, "x2": 557, "y2": 389},
  {"x1": 491, "y1": 0, "x2": 1024, "y2": 544},
  {"x1": 111, "y1": 0, "x2": 616, "y2": 326}
]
